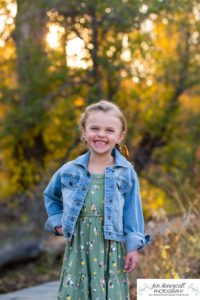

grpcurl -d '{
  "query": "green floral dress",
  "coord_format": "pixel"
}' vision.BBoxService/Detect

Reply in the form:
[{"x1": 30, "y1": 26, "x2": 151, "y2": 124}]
[{"x1": 57, "y1": 174, "x2": 130, "y2": 300}]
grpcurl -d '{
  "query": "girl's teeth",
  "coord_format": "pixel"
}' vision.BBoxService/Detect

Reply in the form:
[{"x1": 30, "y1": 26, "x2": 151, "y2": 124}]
[{"x1": 95, "y1": 141, "x2": 106, "y2": 145}]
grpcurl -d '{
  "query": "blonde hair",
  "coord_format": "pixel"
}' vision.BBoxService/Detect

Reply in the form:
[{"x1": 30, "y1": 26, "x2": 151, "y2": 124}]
[{"x1": 79, "y1": 100, "x2": 129, "y2": 157}]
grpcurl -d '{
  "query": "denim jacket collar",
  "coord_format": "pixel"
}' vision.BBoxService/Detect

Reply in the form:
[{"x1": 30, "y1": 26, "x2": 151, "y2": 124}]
[{"x1": 73, "y1": 147, "x2": 128, "y2": 169}]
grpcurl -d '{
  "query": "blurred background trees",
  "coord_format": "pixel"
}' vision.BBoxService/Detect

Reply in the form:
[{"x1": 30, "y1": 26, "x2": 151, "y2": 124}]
[
  {"x1": 1, "y1": 0, "x2": 199, "y2": 211},
  {"x1": 0, "y1": 0, "x2": 200, "y2": 293}
]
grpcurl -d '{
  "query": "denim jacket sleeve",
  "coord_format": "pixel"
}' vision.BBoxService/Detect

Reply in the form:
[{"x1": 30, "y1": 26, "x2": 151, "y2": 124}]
[
  {"x1": 43, "y1": 169, "x2": 63, "y2": 234},
  {"x1": 123, "y1": 169, "x2": 151, "y2": 252}
]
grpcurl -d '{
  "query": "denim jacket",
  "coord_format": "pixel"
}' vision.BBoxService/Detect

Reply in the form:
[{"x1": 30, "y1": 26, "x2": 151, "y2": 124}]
[{"x1": 43, "y1": 148, "x2": 150, "y2": 252}]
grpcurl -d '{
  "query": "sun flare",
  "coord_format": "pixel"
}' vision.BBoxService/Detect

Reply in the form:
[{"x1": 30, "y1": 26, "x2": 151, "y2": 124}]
[
  {"x1": 66, "y1": 35, "x2": 90, "y2": 69},
  {"x1": 46, "y1": 24, "x2": 64, "y2": 49}
]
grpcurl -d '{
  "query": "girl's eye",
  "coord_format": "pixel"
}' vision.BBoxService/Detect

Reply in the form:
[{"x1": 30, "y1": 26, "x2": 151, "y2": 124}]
[
  {"x1": 91, "y1": 127, "x2": 98, "y2": 130},
  {"x1": 107, "y1": 129, "x2": 114, "y2": 133}
]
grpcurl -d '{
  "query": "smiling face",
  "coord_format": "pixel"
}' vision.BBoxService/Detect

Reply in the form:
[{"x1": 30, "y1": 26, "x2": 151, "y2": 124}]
[{"x1": 82, "y1": 111, "x2": 125, "y2": 156}]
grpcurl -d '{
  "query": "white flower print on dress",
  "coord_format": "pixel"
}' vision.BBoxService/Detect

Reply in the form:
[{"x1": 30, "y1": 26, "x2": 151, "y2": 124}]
[
  {"x1": 111, "y1": 244, "x2": 117, "y2": 252},
  {"x1": 66, "y1": 275, "x2": 74, "y2": 287}
]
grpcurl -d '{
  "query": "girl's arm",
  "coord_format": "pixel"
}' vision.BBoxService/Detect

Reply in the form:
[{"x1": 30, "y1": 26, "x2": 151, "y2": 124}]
[
  {"x1": 43, "y1": 170, "x2": 63, "y2": 234},
  {"x1": 123, "y1": 169, "x2": 151, "y2": 253}
]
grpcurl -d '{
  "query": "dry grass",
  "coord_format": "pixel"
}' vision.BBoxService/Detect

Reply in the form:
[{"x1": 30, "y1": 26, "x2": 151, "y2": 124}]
[{"x1": 129, "y1": 192, "x2": 200, "y2": 300}]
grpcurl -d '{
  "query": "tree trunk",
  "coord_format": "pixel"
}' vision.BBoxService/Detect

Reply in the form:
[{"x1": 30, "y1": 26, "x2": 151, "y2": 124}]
[
  {"x1": 8, "y1": 0, "x2": 54, "y2": 190},
  {"x1": 133, "y1": 20, "x2": 191, "y2": 172},
  {"x1": 13, "y1": 0, "x2": 49, "y2": 168}
]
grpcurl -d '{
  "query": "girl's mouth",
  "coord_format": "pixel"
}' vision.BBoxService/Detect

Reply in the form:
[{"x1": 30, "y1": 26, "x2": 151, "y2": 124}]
[{"x1": 94, "y1": 140, "x2": 108, "y2": 146}]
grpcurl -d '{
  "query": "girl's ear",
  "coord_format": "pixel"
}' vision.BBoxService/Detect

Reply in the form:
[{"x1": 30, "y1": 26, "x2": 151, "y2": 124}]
[
  {"x1": 80, "y1": 126, "x2": 86, "y2": 143},
  {"x1": 118, "y1": 131, "x2": 126, "y2": 144},
  {"x1": 80, "y1": 126, "x2": 85, "y2": 135}
]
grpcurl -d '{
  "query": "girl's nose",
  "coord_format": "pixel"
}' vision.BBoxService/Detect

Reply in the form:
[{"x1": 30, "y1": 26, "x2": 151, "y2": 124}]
[{"x1": 97, "y1": 130, "x2": 105, "y2": 137}]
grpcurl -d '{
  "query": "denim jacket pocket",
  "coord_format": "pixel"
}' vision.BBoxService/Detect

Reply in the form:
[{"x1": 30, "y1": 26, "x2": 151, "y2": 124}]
[
  {"x1": 61, "y1": 173, "x2": 80, "y2": 189},
  {"x1": 112, "y1": 179, "x2": 128, "y2": 233},
  {"x1": 116, "y1": 179, "x2": 130, "y2": 196}
]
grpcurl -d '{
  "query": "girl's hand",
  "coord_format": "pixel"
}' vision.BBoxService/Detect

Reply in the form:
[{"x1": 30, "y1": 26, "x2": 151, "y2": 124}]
[
  {"x1": 125, "y1": 250, "x2": 139, "y2": 272},
  {"x1": 55, "y1": 226, "x2": 64, "y2": 236}
]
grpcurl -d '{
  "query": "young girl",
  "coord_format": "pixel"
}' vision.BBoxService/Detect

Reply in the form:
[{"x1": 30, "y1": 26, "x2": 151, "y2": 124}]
[{"x1": 43, "y1": 100, "x2": 150, "y2": 300}]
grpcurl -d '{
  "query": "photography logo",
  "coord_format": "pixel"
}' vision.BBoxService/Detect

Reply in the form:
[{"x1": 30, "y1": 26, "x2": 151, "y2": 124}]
[{"x1": 137, "y1": 279, "x2": 200, "y2": 300}]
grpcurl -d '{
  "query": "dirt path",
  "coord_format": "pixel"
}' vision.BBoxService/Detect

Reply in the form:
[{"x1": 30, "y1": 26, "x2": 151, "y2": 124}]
[{"x1": 0, "y1": 281, "x2": 59, "y2": 300}]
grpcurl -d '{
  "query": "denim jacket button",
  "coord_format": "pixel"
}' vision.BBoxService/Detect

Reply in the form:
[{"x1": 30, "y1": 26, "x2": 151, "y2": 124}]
[
  {"x1": 71, "y1": 217, "x2": 75, "y2": 221},
  {"x1": 76, "y1": 201, "x2": 81, "y2": 206},
  {"x1": 108, "y1": 216, "x2": 111, "y2": 220},
  {"x1": 67, "y1": 232, "x2": 71, "y2": 237},
  {"x1": 109, "y1": 199, "x2": 113, "y2": 203},
  {"x1": 109, "y1": 232, "x2": 111, "y2": 235}
]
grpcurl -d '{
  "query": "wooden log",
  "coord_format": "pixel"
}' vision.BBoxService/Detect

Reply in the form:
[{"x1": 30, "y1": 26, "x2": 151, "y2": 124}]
[
  {"x1": 0, "y1": 235, "x2": 66, "y2": 269},
  {"x1": 0, "y1": 239, "x2": 42, "y2": 268}
]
